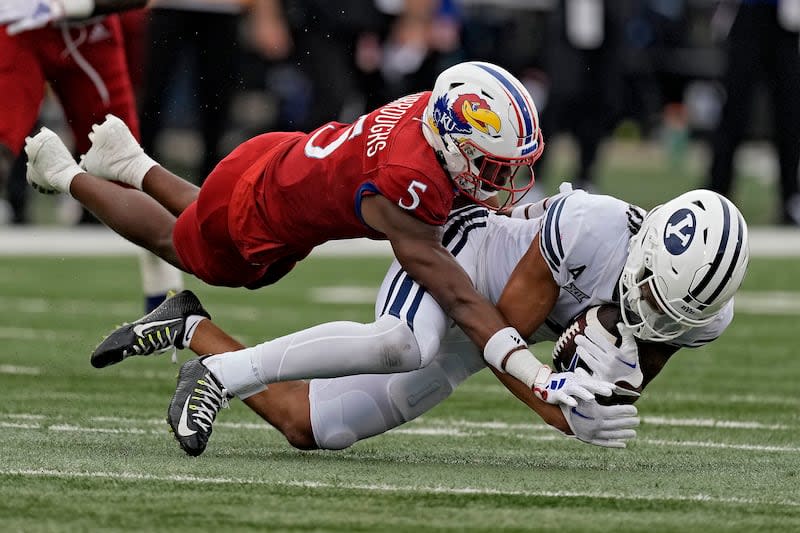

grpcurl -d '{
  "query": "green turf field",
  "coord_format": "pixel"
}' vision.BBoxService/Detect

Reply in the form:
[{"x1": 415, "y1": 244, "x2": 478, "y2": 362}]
[{"x1": 1, "y1": 253, "x2": 798, "y2": 532}]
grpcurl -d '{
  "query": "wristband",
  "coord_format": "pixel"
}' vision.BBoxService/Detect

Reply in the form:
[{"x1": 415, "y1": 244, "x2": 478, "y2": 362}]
[{"x1": 483, "y1": 327, "x2": 526, "y2": 370}]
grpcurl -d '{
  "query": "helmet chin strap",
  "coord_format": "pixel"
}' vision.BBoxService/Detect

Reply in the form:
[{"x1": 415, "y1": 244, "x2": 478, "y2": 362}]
[{"x1": 419, "y1": 114, "x2": 468, "y2": 178}]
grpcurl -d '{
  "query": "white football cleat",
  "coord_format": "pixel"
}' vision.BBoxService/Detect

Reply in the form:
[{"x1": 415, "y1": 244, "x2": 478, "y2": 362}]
[
  {"x1": 24, "y1": 127, "x2": 83, "y2": 194},
  {"x1": 80, "y1": 114, "x2": 158, "y2": 190}
]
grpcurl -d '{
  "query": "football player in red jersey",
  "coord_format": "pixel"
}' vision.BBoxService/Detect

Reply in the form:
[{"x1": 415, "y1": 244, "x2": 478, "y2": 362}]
[
  {"x1": 25, "y1": 61, "x2": 617, "y2": 455},
  {"x1": 0, "y1": 0, "x2": 183, "y2": 313}
]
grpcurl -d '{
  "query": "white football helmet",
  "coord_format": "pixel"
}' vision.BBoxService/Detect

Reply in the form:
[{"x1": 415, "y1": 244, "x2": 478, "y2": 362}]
[
  {"x1": 619, "y1": 190, "x2": 749, "y2": 342},
  {"x1": 421, "y1": 61, "x2": 544, "y2": 209}
]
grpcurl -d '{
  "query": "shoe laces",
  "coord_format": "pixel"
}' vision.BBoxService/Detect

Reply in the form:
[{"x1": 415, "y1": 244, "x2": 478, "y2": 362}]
[
  {"x1": 132, "y1": 326, "x2": 179, "y2": 358},
  {"x1": 190, "y1": 375, "x2": 230, "y2": 432}
]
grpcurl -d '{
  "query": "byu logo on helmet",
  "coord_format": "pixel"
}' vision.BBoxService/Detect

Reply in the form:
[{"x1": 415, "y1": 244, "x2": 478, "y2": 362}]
[{"x1": 663, "y1": 208, "x2": 696, "y2": 255}]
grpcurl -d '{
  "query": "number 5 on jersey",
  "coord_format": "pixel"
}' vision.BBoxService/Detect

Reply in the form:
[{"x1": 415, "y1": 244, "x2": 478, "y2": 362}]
[{"x1": 399, "y1": 180, "x2": 428, "y2": 210}]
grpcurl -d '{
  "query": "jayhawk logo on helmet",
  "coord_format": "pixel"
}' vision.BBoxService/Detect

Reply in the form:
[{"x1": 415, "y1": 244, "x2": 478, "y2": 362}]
[{"x1": 429, "y1": 94, "x2": 502, "y2": 136}]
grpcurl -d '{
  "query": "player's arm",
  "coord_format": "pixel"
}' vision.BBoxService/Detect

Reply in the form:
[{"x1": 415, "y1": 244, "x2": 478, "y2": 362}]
[
  {"x1": 361, "y1": 195, "x2": 613, "y2": 407},
  {"x1": 637, "y1": 341, "x2": 678, "y2": 389},
  {"x1": 2, "y1": 0, "x2": 148, "y2": 35},
  {"x1": 486, "y1": 234, "x2": 639, "y2": 447},
  {"x1": 487, "y1": 235, "x2": 569, "y2": 430}
]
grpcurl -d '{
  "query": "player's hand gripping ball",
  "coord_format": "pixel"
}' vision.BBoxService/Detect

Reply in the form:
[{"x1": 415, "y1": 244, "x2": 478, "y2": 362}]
[{"x1": 552, "y1": 305, "x2": 643, "y2": 405}]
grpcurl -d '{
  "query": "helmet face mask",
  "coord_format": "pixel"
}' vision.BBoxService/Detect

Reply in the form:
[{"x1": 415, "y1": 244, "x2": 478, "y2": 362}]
[
  {"x1": 619, "y1": 190, "x2": 750, "y2": 342},
  {"x1": 422, "y1": 61, "x2": 544, "y2": 209},
  {"x1": 618, "y1": 264, "x2": 695, "y2": 342},
  {"x1": 450, "y1": 139, "x2": 541, "y2": 207}
]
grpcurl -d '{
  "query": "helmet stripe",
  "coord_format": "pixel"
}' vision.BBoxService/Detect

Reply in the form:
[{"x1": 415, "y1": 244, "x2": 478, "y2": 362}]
[
  {"x1": 498, "y1": 85, "x2": 525, "y2": 147},
  {"x1": 702, "y1": 211, "x2": 745, "y2": 306},
  {"x1": 475, "y1": 63, "x2": 534, "y2": 142},
  {"x1": 689, "y1": 195, "x2": 734, "y2": 304}
]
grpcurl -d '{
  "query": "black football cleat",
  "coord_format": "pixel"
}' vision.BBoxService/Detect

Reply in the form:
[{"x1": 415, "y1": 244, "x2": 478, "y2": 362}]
[
  {"x1": 167, "y1": 357, "x2": 230, "y2": 456},
  {"x1": 91, "y1": 290, "x2": 210, "y2": 368}
]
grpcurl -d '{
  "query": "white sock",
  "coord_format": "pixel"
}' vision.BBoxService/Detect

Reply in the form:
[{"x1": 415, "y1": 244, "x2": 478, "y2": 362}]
[
  {"x1": 203, "y1": 351, "x2": 266, "y2": 399},
  {"x1": 138, "y1": 250, "x2": 184, "y2": 295},
  {"x1": 183, "y1": 315, "x2": 206, "y2": 347}
]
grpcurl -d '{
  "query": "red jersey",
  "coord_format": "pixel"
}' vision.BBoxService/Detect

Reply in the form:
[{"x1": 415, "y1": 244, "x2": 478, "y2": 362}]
[{"x1": 228, "y1": 92, "x2": 456, "y2": 265}]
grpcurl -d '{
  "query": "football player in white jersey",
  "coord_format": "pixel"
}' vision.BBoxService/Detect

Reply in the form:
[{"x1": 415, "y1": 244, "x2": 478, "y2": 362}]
[{"x1": 94, "y1": 185, "x2": 749, "y2": 454}]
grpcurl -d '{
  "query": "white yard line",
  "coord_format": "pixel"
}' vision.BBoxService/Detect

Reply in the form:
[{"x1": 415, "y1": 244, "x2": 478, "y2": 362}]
[
  {"x1": 642, "y1": 439, "x2": 799, "y2": 453},
  {"x1": 733, "y1": 291, "x2": 800, "y2": 314},
  {"x1": 5, "y1": 413, "x2": 794, "y2": 432},
  {"x1": 0, "y1": 467, "x2": 797, "y2": 508},
  {"x1": 2, "y1": 414, "x2": 796, "y2": 454},
  {"x1": 0, "y1": 364, "x2": 41, "y2": 375},
  {"x1": 0, "y1": 327, "x2": 73, "y2": 342},
  {"x1": 2, "y1": 227, "x2": 799, "y2": 257}
]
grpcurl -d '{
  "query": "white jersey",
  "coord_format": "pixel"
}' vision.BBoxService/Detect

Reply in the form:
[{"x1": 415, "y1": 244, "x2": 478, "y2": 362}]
[{"x1": 376, "y1": 189, "x2": 732, "y2": 357}]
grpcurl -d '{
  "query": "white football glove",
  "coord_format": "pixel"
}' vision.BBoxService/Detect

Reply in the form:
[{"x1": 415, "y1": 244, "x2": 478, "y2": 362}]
[
  {"x1": 533, "y1": 366, "x2": 614, "y2": 408},
  {"x1": 560, "y1": 399, "x2": 639, "y2": 448},
  {"x1": 2, "y1": 0, "x2": 94, "y2": 36},
  {"x1": 575, "y1": 323, "x2": 643, "y2": 397}
]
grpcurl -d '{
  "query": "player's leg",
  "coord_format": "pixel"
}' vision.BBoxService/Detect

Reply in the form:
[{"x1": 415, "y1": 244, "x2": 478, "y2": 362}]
[
  {"x1": 0, "y1": 144, "x2": 14, "y2": 205},
  {"x1": 165, "y1": 245, "x2": 471, "y2": 455},
  {"x1": 153, "y1": 308, "x2": 483, "y2": 453},
  {"x1": 195, "y1": 323, "x2": 484, "y2": 451},
  {"x1": 72, "y1": 172, "x2": 185, "y2": 267},
  {"x1": 180, "y1": 318, "x2": 316, "y2": 449},
  {"x1": 138, "y1": 8, "x2": 183, "y2": 171},
  {"x1": 308, "y1": 332, "x2": 485, "y2": 450},
  {"x1": 707, "y1": 11, "x2": 758, "y2": 197},
  {"x1": 0, "y1": 29, "x2": 46, "y2": 196},
  {"x1": 200, "y1": 257, "x2": 453, "y2": 395},
  {"x1": 768, "y1": 22, "x2": 800, "y2": 224}
]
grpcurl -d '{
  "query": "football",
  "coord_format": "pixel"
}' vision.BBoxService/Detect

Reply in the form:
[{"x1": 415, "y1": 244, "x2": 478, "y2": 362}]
[{"x1": 552, "y1": 304, "x2": 642, "y2": 404}]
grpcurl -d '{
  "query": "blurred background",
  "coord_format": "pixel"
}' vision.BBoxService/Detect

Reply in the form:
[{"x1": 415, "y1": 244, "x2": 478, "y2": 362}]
[{"x1": 3, "y1": 0, "x2": 800, "y2": 227}]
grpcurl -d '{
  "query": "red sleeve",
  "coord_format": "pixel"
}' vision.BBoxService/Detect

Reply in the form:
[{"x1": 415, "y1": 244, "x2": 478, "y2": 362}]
[{"x1": 371, "y1": 166, "x2": 454, "y2": 226}]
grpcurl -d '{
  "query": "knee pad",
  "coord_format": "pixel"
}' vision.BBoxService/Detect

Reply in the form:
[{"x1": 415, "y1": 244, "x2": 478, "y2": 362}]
[
  {"x1": 310, "y1": 380, "x2": 394, "y2": 450},
  {"x1": 308, "y1": 360, "x2": 455, "y2": 450},
  {"x1": 371, "y1": 315, "x2": 422, "y2": 372},
  {"x1": 307, "y1": 333, "x2": 482, "y2": 450},
  {"x1": 387, "y1": 361, "x2": 453, "y2": 423}
]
